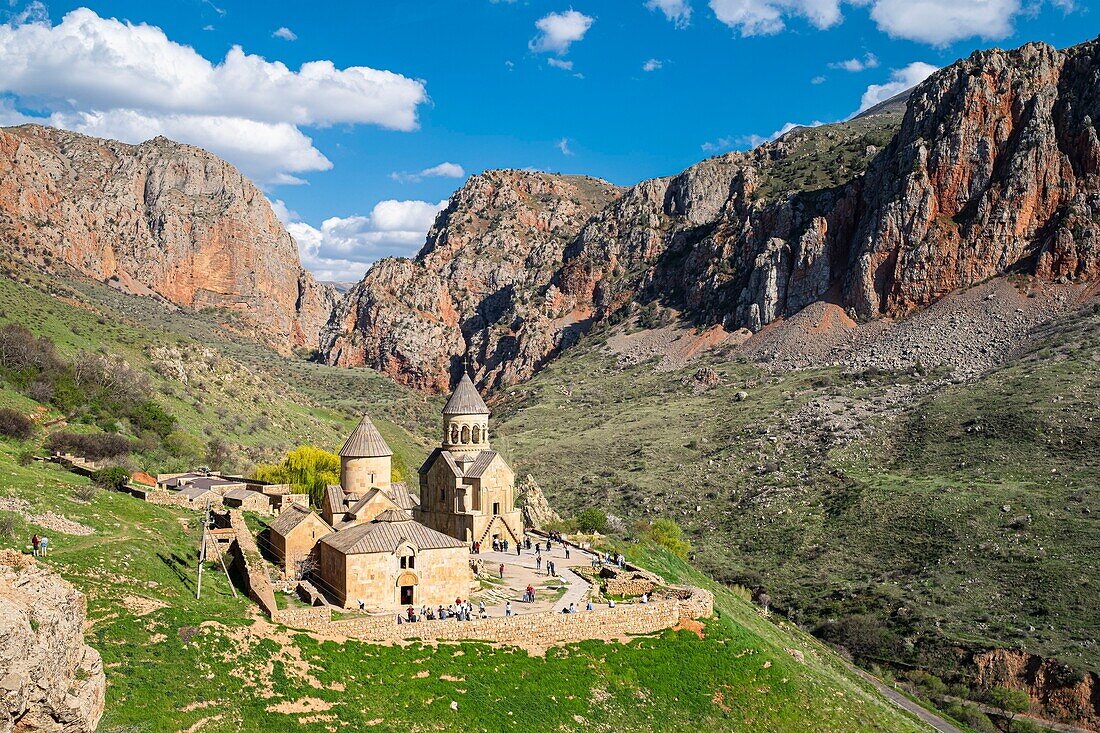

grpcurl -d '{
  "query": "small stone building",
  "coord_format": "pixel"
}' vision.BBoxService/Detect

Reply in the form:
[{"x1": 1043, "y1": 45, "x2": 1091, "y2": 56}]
[
  {"x1": 177, "y1": 486, "x2": 215, "y2": 504},
  {"x1": 222, "y1": 488, "x2": 271, "y2": 514},
  {"x1": 416, "y1": 374, "x2": 524, "y2": 546},
  {"x1": 317, "y1": 509, "x2": 471, "y2": 609},
  {"x1": 267, "y1": 504, "x2": 333, "y2": 576}
]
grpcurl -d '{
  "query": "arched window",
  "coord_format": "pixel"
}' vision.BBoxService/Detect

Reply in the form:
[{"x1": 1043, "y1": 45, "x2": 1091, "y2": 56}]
[
  {"x1": 472, "y1": 425, "x2": 481, "y2": 444},
  {"x1": 461, "y1": 425, "x2": 470, "y2": 444},
  {"x1": 399, "y1": 547, "x2": 416, "y2": 570},
  {"x1": 449, "y1": 424, "x2": 459, "y2": 444}
]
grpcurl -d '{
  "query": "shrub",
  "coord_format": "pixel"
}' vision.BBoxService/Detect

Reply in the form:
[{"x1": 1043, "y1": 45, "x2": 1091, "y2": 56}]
[
  {"x1": 16, "y1": 449, "x2": 34, "y2": 466},
  {"x1": 944, "y1": 702, "x2": 996, "y2": 733},
  {"x1": 45, "y1": 431, "x2": 133, "y2": 461},
  {"x1": 644, "y1": 518, "x2": 691, "y2": 558},
  {"x1": 130, "y1": 400, "x2": 175, "y2": 438},
  {"x1": 0, "y1": 513, "x2": 15, "y2": 539},
  {"x1": 576, "y1": 508, "x2": 609, "y2": 534},
  {"x1": 814, "y1": 614, "x2": 899, "y2": 662},
  {"x1": 988, "y1": 686, "x2": 1030, "y2": 722},
  {"x1": 164, "y1": 431, "x2": 204, "y2": 462},
  {"x1": 0, "y1": 408, "x2": 33, "y2": 440},
  {"x1": 92, "y1": 466, "x2": 130, "y2": 491},
  {"x1": 74, "y1": 484, "x2": 99, "y2": 502}
]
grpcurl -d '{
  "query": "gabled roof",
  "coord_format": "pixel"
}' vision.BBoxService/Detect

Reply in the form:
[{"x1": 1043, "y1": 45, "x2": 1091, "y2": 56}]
[
  {"x1": 179, "y1": 486, "x2": 213, "y2": 500},
  {"x1": 347, "y1": 487, "x2": 398, "y2": 517},
  {"x1": 374, "y1": 508, "x2": 412, "y2": 522},
  {"x1": 323, "y1": 484, "x2": 346, "y2": 517},
  {"x1": 442, "y1": 373, "x2": 489, "y2": 415},
  {"x1": 464, "y1": 450, "x2": 498, "y2": 479},
  {"x1": 387, "y1": 483, "x2": 420, "y2": 510},
  {"x1": 339, "y1": 415, "x2": 392, "y2": 458},
  {"x1": 269, "y1": 504, "x2": 329, "y2": 537},
  {"x1": 224, "y1": 488, "x2": 259, "y2": 501},
  {"x1": 418, "y1": 447, "x2": 463, "y2": 478},
  {"x1": 320, "y1": 516, "x2": 466, "y2": 555}
]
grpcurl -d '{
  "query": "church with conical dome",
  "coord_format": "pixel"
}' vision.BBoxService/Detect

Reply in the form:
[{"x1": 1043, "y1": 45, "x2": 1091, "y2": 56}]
[{"x1": 415, "y1": 373, "x2": 525, "y2": 547}]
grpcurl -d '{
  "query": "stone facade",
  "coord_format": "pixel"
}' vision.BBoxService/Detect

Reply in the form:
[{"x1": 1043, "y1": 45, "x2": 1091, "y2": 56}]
[
  {"x1": 268, "y1": 509, "x2": 332, "y2": 576},
  {"x1": 317, "y1": 540, "x2": 473, "y2": 610},
  {"x1": 416, "y1": 375, "x2": 525, "y2": 546}
]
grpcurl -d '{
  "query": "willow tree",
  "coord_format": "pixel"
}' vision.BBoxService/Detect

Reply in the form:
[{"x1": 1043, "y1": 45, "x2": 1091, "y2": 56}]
[{"x1": 254, "y1": 445, "x2": 339, "y2": 507}]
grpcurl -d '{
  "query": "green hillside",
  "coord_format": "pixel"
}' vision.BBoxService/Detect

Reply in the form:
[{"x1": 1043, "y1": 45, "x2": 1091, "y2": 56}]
[
  {"x1": 0, "y1": 442, "x2": 931, "y2": 732},
  {"x1": 491, "y1": 301, "x2": 1100, "y2": 678}
]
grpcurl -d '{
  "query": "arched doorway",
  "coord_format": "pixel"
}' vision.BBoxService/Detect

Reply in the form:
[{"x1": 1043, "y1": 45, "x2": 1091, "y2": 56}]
[{"x1": 397, "y1": 571, "x2": 418, "y2": 606}]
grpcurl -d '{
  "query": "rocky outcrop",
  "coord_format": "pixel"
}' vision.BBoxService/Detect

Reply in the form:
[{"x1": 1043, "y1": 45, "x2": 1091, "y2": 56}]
[
  {"x1": 322, "y1": 35, "x2": 1100, "y2": 394},
  {"x1": 320, "y1": 170, "x2": 621, "y2": 392},
  {"x1": 0, "y1": 551, "x2": 104, "y2": 733},
  {"x1": 517, "y1": 475, "x2": 561, "y2": 530},
  {"x1": 974, "y1": 648, "x2": 1100, "y2": 730},
  {"x1": 0, "y1": 125, "x2": 335, "y2": 352}
]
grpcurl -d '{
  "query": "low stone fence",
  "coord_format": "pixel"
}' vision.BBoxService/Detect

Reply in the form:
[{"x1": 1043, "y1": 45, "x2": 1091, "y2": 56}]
[
  {"x1": 275, "y1": 585, "x2": 713, "y2": 653},
  {"x1": 271, "y1": 606, "x2": 332, "y2": 627},
  {"x1": 227, "y1": 510, "x2": 278, "y2": 617},
  {"x1": 133, "y1": 487, "x2": 225, "y2": 510}
]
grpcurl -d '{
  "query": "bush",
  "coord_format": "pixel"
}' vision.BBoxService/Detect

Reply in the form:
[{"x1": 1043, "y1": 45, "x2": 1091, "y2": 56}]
[
  {"x1": 92, "y1": 466, "x2": 130, "y2": 491},
  {"x1": 814, "y1": 614, "x2": 899, "y2": 661},
  {"x1": 944, "y1": 702, "x2": 997, "y2": 733},
  {"x1": 576, "y1": 508, "x2": 609, "y2": 534},
  {"x1": 644, "y1": 518, "x2": 691, "y2": 558},
  {"x1": 0, "y1": 513, "x2": 15, "y2": 539},
  {"x1": 74, "y1": 484, "x2": 99, "y2": 502},
  {"x1": 16, "y1": 449, "x2": 34, "y2": 466},
  {"x1": 0, "y1": 408, "x2": 33, "y2": 440},
  {"x1": 130, "y1": 400, "x2": 176, "y2": 438},
  {"x1": 45, "y1": 431, "x2": 133, "y2": 461}
]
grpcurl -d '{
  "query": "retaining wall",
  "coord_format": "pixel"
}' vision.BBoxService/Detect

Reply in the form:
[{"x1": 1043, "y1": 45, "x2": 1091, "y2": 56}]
[{"x1": 227, "y1": 510, "x2": 278, "y2": 616}]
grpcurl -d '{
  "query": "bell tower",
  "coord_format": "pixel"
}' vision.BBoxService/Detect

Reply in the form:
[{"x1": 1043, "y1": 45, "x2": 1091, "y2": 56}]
[{"x1": 441, "y1": 373, "x2": 490, "y2": 454}]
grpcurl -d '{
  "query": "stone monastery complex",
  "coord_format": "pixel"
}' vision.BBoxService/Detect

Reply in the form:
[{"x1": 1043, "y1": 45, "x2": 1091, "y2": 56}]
[{"x1": 268, "y1": 374, "x2": 524, "y2": 610}]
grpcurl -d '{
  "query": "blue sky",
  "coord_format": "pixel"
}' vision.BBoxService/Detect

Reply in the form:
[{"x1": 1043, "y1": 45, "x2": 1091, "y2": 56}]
[{"x1": 0, "y1": 0, "x2": 1093, "y2": 280}]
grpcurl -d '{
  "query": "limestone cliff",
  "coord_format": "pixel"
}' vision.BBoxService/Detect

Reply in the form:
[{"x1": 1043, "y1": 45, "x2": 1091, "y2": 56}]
[
  {"x1": 973, "y1": 648, "x2": 1099, "y2": 729},
  {"x1": 0, "y1": 552, "x2": 104, "y2": 733},
  {"x1": 322, "y1": 35, "x2": 1100, "y2": 393},
  {"x1": 0, "y1": 125, "x2": 335, "y2": 352}
]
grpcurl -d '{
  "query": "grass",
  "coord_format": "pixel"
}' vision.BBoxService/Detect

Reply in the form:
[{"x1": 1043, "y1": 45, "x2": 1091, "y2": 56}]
[
  {"x1": 0, "y1": 440, "x2": 930, "y2": 732},
  {"x1": 490, "y1": 302, "x2": 1100, "y2": 676}
]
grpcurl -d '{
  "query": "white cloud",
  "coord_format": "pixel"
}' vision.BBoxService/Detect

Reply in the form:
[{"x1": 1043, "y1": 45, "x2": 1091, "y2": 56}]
[
  {"x1": 830, "y1": 52, "x2": 879, "y2": 72},
  {"x1": 709, "y1": 0, "x2": 842, "y2": 36},
  {"x1": 811, "y1": 74, "x2": 827, "y2": 84},
  {"x1": 643, "y1": 58, "x2": 664, "y2": 72},
  {"x1": 267, "y1": 198, "x2": 299, "y2": 225},
  {"x1": 529, "y1": 10, "x2": 594, "y2": 55},
  {"x1": 857, "y1": 61, "x2": 938, "y2": 113},
  {"x1": 702, "y1": 120, "x2": 822, "y2": 152},
  {"x1": 869, "y1": 0, "x2": 1018, "y2": 46},
  {"x1": 287, "y1": 199, "x2": 447, "y2": 281},
  {"x1": 556, "y1": 137, "x2": 574, "y2": 156},
  {"x1": 0, "y1": 8, "x2": 428, "y2": 186},
  {"x1": 272, "y1": 26, "x2": 297, "y2": 41},
  {"x1": 391, "y1": 161, "x2": 466, "y2": 183},
  {"x1": 547, "y1": 57, "x2": 575, "y2": 71},
  {"x1": 646, "y1": 0, "x2": 693, "y2": 28}
]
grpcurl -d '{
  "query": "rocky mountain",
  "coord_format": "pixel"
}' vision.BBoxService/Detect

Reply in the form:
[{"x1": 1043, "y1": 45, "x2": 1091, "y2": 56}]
[
  {"x1": 320, "y1": 170, "x2": 621, "y2": 391},
  {"x1": 0, "y1": 551, "x2": 104, "y2": 733},
  {"x1": 323, "y1": 36, "x2": 1100, "y2": 392},
  {"x1": 0, "y1": 125, "x2": 335, "y2": 352}
]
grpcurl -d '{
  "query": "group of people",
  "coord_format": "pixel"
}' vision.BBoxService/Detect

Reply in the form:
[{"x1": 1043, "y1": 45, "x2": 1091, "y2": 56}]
[
  {"x1": 30, "y1": 534, "x2": 49, "y2": 557},
  {"x1": 592, "y1": 551, "x2": 625, "y2": 569},
  {"x1": 535, "y1": 556, "x2": 558, "y2": 577},
  {"x1": 489, "y1": 537, "x2": 510, "y2": 553},
  {"x1": 398, "y1": 598, "x2": 488, "y2": 624}
]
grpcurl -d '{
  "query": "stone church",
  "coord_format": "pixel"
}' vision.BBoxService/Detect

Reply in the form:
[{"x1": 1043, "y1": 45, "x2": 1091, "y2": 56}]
[
  {"x1": 415, "y1": 374, "x2": 525, "y2": 547},
  {"x1": 266, "y1": 375, "x2": 524, "y2": 611}
]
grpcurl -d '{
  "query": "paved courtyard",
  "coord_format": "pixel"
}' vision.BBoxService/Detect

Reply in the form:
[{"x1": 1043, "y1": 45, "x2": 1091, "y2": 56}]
[{"x1": 469, "y1": 540, "x2": 597, "y2": 616}]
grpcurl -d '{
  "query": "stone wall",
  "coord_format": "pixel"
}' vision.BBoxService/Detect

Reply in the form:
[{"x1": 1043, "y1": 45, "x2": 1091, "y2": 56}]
[
  {"x1": 227, "y1": 511, "x2": 278, "y2": 617},
  {"x1": 133, "y1": 487, "x2": 224, "y2": 511},
  {"x1": 271, "y1": 606, "x2": 332, "y2": 627},
  {"x1": 274, "y1": 585, "x2": 713, "y2": 654}
]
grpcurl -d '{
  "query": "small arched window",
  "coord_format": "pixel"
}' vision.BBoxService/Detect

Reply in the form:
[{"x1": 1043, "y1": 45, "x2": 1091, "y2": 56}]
[
  {"x1": 460, "y1": 425, "x2": 470, "y2": 444},
  {"x1": 399, "y1": 547, "x2": 416, "y2": 569},
  {"x1": 472, "y1": 425, "x2": 481, "y2": 444},
  {"x1": 449, "y1": 424, "x2": 459, "y2": 444}
]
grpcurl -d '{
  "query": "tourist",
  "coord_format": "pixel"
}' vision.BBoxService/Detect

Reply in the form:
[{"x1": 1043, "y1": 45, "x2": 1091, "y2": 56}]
[
  {"x1": 535, "y1": 544, "x2": 541, "y2": 557},
  {"x1": 535, "y1": 556, "x2": 542, "y2": 572},
  {"x1": 499, "y1": 563, "x2": 505, "y2": 579},
  {"x1": 505, "y1": 601, "x2": 512, "y2": 617},
  {"x1": 617, "y1": 553, "x2": 625, "y2": 569},
  {"x1": 437, "y1": 605, "x2": 445, "y2": 620},
  {"x1": 568, "y1": 602, "x2": 577, "y2": 613},
  {"x1": 407, "y1": 606, "x2": 416, "y2": 622},
  {"x1": 608, "y1": 598, "x2": 616, "y2": 608},
  {"x1": 479, "y1": 600, "x2": 486, "y2": 617},
  {"x1": 39, "y1": 536, "x2": 48, "y2": 556},
  {"x1": 586, "y1": 600, "x2": 593, "y2": 611},
  {"x1": 397, "y1": 614, "x2": 404, "y2": 625},
  {"x1": 545, "y1": 539, "x2": 551, "y2": 552},
  {"x1": 31, "y1": 534, "x2": 39, "y2": 558},
  {"x1": 640, "y1": 593, "x2": 648, "y2": 604},
  {"x1": 565, "y1": 546, "x2": 570, "y2": 559},
  {"x1": 525, "y1": 584, "x2": 534, "y2": 602},
  {"x1": 503, "y1": 539, "x2": 509, "y2": 552},
  {"x1": 525, "y1": 537, "x2": 531, "y2": 550},
  {"x1": 516, "y1": 543, "x2": 521, "y2": 556},
  {"x1": 357, "y1": 599, "x2": 365, "y2": 611}
]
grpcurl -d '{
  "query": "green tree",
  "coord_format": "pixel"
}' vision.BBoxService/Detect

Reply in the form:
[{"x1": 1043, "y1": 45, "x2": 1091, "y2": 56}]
[
  {"x1": 254, "y1": 445, "x2": 340, "y2": 507},
  {"x1": 988, "y1": 686, "x2": 1030, "y2": 724},
  {"x1": 92, "y1": 466, "x2": 131, "y2": 491},
  {"x1": 645, "y1": 518, "x2": 691, "y2": 558},
  {"x1": 576, "y1": 508, "x2": 608, "y2": 534}
]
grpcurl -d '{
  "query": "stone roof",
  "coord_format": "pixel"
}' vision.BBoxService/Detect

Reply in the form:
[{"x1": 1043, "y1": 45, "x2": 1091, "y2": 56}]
[
  {"x1": 320, "y1": 516, "x2": 465, "y2": 555},
  {"x1": 442, "y1": 373, "x2": 489, "y2": 415},
  {"x1": 223, "y1": 488, "x2": 259, "y2": 501},
  {"x1": 464, "y1": 450, "x2": 498, "y2": 478},
  {"x1": 418, "y1": 448, "x2": 497, "y2": 479},
  {"x1": 374, "y1": 508, "x2": 412, "y2": 522},
  {"x1": 388, "y1": 483, "x2": 420, "y2": 510},
  {"x1": 347, "y1": 487, "x2": 397, "y2": 517},
  {"x1": 178, "y1": 486, "x2": 212, "y2": 500},
  {"x1": 339, "y1": 415, "x2": 392, "y2": 457},
  {"x1": 323, "y1": 484, "x2": 346, "y2": 517},
  {"x1": 269, "y1": 504, "x2": 326, "y2": 537}
]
